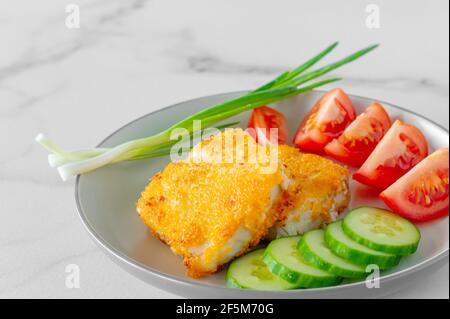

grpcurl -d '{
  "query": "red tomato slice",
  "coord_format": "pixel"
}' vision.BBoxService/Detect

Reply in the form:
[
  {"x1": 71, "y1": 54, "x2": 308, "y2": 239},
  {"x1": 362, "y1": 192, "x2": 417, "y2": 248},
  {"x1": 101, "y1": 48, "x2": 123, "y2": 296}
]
[
  {"x1": 248, "y1": 106, "x2": 288, "y2": 144},
  {"x1": 380, "y1": 148, "x2": 449, "y2": 222},
  {"x1": 293, "y1": 88, "x2": 356, "y2": 152},
  {"x1": 353, "y1": 120, "x2": 429, "y2": 189},
  {"x1": 324, "y1": 102, "x2": 391, "y2": 167}
]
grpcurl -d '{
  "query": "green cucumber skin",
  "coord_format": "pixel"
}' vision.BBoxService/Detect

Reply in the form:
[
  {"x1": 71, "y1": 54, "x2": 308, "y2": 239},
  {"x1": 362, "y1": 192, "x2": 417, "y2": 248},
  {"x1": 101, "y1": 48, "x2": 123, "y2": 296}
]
[
  {"x1": 225, "y1": 274, "x2": 245, "y2": 289},
  {"x1": 324, "y1": 228, "x2": 402, "y2": 270},
  {"x1": 297, "y1": 237, "x2": 367, "y2": 278},
  {"x1": 225, "y1": 261, "x2": 246, "y2": 289},
  {"x1": 262, "y1": 251, "x2": 343, "y2": 288},
  {"x1": 342, "y1": 218, "x2": 420, "y2": 256}
]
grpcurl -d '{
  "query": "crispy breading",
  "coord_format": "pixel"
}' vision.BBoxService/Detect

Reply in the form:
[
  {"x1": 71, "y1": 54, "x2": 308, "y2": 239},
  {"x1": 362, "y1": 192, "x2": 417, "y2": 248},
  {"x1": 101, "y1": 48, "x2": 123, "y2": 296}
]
[
  {"x1": 137, "y1": 158, "x2": 282, "y2": 277},
  {"x1": 189, "y1": 128, "x2": 278, "y2": 175},
  {"x1": 137, "y1": 129, "x2": 350, "y2": 277},
  {"x1": 269, "y1": 145, "x2": 350, "y2": 238}
]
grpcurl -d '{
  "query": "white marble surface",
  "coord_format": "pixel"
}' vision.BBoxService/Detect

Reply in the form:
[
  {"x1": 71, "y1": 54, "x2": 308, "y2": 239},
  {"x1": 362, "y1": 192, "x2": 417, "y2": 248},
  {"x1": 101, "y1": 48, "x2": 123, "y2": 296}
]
[{"x1": 0, "y1": 0, "x2": 448, "y2": 298}]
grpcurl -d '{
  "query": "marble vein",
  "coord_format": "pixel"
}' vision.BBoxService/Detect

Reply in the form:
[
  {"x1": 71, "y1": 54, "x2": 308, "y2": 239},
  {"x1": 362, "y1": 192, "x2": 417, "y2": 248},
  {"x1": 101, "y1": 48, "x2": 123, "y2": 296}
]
[{"x1": 0, "y1": 0, "x2": 150, "y2": 83}]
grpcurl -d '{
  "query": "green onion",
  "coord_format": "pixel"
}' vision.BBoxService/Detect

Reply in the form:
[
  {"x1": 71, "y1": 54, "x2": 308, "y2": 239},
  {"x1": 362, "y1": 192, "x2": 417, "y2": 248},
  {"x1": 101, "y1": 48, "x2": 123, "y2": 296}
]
[
  {"x1": 254, "y1": 41, "x2": 339, "y2": 92},
  {"x1": 46, "y1": 122, "x2": 239, "y2": 167},
  {"x1": 36, "y1": 42, "x2": 378, "y2": 180}
]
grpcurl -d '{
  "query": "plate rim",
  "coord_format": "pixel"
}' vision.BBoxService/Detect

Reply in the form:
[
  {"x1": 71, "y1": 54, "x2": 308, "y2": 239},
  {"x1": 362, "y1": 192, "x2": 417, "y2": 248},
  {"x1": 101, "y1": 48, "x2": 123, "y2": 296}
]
[{"x1": 75, "y1": 90, "x2": 449, "y2": 295}]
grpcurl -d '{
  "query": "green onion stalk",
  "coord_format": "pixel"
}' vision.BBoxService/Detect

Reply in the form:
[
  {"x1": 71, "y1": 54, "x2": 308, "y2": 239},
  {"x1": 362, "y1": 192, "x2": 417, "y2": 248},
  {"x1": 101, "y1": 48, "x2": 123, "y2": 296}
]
[{"x1": 36, "y1": 42, "x2": 378, "y2": 180}]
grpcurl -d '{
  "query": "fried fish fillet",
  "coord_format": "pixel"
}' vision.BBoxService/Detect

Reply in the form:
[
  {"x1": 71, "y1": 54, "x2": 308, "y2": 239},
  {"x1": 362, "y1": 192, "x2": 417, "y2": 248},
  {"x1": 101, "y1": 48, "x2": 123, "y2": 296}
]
[
  {"x1": 268, "y1": 144, "x2": 350, "y2": 238},
  {"x1": 137, "y1": 129, "x2": 350, "y2": 277},
  {"x1": 137, "y1": 130, "x2": 283, "y2": 277},
  {"x1": 188, "y1": 130, "x2": 350, "y2": 238}
]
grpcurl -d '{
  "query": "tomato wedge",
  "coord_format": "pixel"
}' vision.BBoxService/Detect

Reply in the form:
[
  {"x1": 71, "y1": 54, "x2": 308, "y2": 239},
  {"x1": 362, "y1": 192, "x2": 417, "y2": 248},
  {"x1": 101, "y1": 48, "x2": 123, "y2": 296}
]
[
  {"x1": 293, "y1": 88, "x2": 356, "y2": 153},
  {"x1": 248, "y1": 106, "x2": 288, "y2": 144},
  {"x1": 380, "y1": 148, "x2": 449, "y2": 222},
  {"x1": 353, "y1": 120, "x2": 429, "y2": 189},
  {"x1": 324, "y1": 102, "x2": 391, "y2": 167}
]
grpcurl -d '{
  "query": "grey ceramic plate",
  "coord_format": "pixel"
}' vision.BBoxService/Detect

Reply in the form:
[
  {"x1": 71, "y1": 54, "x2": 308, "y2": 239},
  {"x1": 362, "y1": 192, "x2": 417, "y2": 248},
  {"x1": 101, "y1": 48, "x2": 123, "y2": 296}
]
[{"x1": 76, "y1": 91, "x2": 449, "y2": 298}]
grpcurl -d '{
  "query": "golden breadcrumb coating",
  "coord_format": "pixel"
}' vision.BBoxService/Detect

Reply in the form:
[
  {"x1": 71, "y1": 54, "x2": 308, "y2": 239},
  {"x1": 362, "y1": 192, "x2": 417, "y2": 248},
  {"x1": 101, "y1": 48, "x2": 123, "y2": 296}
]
[
  {"x1": 270, "y1": 145, "x2": 350, "y2": 237},
  {"x1": 137, "y1": 129, "x2": 350, "y2": 277},
  {"x1": 189, "y1": 128, "x2": 278, "y2": 174},
  {"x1": 137, "y1": 132, "x2": 282, "y2": 277}
]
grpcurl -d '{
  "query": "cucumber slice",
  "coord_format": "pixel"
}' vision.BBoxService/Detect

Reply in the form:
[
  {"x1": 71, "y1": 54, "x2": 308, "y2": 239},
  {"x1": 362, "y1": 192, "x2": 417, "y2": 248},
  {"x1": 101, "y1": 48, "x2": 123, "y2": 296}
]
[
  {"x1": 325, "y1": 221, "x2": 401, "y2": 269},
  {"x1": 298, "y1": 230, "x2": 368, "y2": 278},
  {"x1": 226, "y1": 249, "x2": 295, "y2": 290},
  {"x1": 263, "y1": 236, "x2": 342, "y2": 288},
  {"x1": 342, "y1": 207, "x2": 421, "y2": 255}
]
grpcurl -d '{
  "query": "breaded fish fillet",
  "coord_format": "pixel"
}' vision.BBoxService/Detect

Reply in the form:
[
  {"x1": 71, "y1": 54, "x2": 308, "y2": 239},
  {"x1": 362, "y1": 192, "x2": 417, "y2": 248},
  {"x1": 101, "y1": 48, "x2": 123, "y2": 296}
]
[
  {"x1": 269, "y1": 145, "x2": 350, "y2": 238},
  {"x1": 189, "y1": 130, "x2": 350, "y2": 238},
  {"x1": 137, "y1": 130, "x2": 283, "y2": 277},
  {"x1": 137, "y1": 129, "x2": 350, "y2": 277}
]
